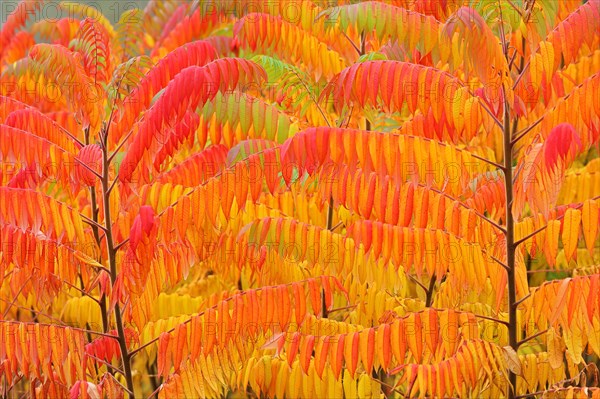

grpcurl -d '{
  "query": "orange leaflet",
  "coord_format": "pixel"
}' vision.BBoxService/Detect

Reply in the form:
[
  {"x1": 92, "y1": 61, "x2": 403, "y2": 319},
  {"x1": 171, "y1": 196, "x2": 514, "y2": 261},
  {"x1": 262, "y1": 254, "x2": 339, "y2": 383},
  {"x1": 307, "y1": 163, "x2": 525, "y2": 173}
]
[
  {"x1": 287, "y1": 332, "x2": 301, "y2": 368},
  {"x1": 313, "y1": 335, "x2": 330, "y2": 379},
  {"x1": 299, "y1": 335, "x2": 315, "y2": 374},
  {"x1": 376, "y1": 323, "x2": 391, "y2": 371},
  {"x1": 344, "y1": 331, "x2": 360, "y2": 378},
  {"x1": 157, "y1": 332, "x2": 171, "y2": 378}
]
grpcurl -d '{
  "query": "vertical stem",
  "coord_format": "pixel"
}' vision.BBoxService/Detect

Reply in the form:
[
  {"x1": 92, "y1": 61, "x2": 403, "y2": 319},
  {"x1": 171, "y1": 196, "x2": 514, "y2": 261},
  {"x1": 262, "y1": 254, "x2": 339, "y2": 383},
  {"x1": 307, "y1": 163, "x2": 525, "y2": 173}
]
[
  {"x1": 326, "y1": 196, "x2": 334, "y2": 230},
  {"x1": 498, "y1": 7, "x2": 519, "y2": 394},
  {"x1": 425, "y1": 274, "x2": 437, "y2": 307},
  {"x1": 149, "y1": 362, "x2": 160, "y2": 394},
  {"x1": 100, "y1": 129, "x2": 135, "y2": 399},
  {"x1": 359, "y1": 31, "x2": 371, "y2": 132},
  {"x1": 89, "y1": 186, "x2": 110, "y2": 333},
  {"x1": 503, "y1": 96, "x2": 518, "y2": 399},
  {"x1": 99, "y1": 295, "x2": 109, "y2": 333},
  {"x1": 321, "y1": 289, "x2": 328, "y2": 318},
  {"x1": 360, "y1": 31, "x2": 366, "y2": 55},
  {"x1": 84, "y1": 126, "x2": 110, "y2": 334}
]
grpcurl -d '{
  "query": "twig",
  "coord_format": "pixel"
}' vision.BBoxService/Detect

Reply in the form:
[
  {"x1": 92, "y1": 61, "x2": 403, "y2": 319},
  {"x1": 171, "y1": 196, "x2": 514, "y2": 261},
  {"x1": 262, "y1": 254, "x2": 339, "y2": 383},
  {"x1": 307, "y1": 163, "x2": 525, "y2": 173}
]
[
  {"x1": 514, "y1": 293, "x2": 531, "y2": 307},
  {"x1": 1, "y1": 275, "x2": 32, "y2": 318},
  {"x1": 330, "y1": 221, "x2": 344, "y2": 231},
  {"x1": 326, "y1": 196, "x2": 334, "y2": 230},
  {"x1": 291, "y1": 69, "x2": 332, "y2": 127},
  {"x1": 472, "y1": 153, "x2": 506, "y2": 171},
  {"x1": 514, "y1": 224, "x2": 547, "y2": 247},
  {"x1": 341, "y1": 31, "x2": 361, "y2": 55},
  {"x1": 106, "y1": 372, "x2": 134, "y2": 396},
  {"x1": 425, "y1": 274, "x2": 437, "y2": 307},
  {"x1": 108, "y1": 128, "x2": 135, "y2": 164},
  {"x1": 505, "y1": 0, "x2": 524, "y2": 17},
  {"x1": 511, "y1": 115, "x2": 544, "y2": 146},
  {"x1": 74, "y1": 156, "x2": 103, "y2": 181},
  {"x1": 370, "y1": 375, "x2": 404, "y2": 397},
  {"x1": 327, "y1": 304, "x2": 358, "y2": 313},
  {"x1": 474, "y1": 314, "x2": 510, "y2": 327},
  {"x1": 407, "y1": 274, "x2": 428, "y2": 293},
  {"x1": 114, "y1": 238, "x2": 130, "y2": 252},
  {"x1": 86, "y1": 353, "x2": 125, "y2": 375},
  {"x1": 464, "y1": 86, "x2": 504, "y2": 130},
  {"x1": 62, "y1": 280, "x2": 100, "y2": 304},
  {"x1": 517, "y1": 329, "x2": 548, "y2": 347},
  {"x1": 0, "y1": 319, "x2": 119, "y2": 339},
  {"x1": 80, "y1": 213, "x2": 108, "y2": 232},
  {"x1": 491, "y1": 256, "x2": 511, "y2": 272}
]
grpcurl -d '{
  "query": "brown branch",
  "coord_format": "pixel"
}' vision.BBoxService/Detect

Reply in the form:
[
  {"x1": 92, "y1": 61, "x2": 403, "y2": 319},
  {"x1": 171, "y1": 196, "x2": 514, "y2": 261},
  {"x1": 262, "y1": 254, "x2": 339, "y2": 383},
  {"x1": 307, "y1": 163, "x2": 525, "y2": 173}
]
[
  {"x1": 326, "y1": 196, "x2": 334, "y2": 230},
  {"x1": 81, "y1": 213, "x2": 108, "y2": 232},
  {"x1": 86, "y1": 353, "x2": 125, "y2": 375},
  {"x1": 106, "y1": 372, "x2": 134, "y2": 397},
  {"x1": 3, "y1": 375, "x2": 24, "y2": 397},
  {"x1": 73, "y1": 156, "x2": 103, "y2": 181},
  {"x1": 146, "y1": 385, "x2": 162, "y2": 399},
  {"x1": 106, "y1": 176, "x2": 121, "y2": 196},
  {"x1": 497, "y1": 0, "x2": 509, "y2": 57},
  {"x1": 514, "y1": 224, "x2": 547, "y2": 247},
  {"x1": 407, "y1": 274, "x2": 429, "y2": 293},
  {"x1": 465, "y1": 86, "x2": 504, "y2": 130},
  {"x1": 291, "y1": 69, "x2": 331, "y2": 127},
  {"x1": 511, "y1": 115, "x2": 544, "y2": 146},
  {"x1": 517, "y1": 329, "x2": 548, "y2": 347},
  {"x1": 474, "y1": 313, "x2": 510, "y2": 327},
  {"x1": 517, "y1": 365, "x2": 600, "y2": 398},
  {"x1": 425, "y1": 274, "x2": 437, "y2": 307},
  {"x1": 99, "y1": 125, "x2": 136, "y2": 399},
  {"x1": 55, "y1": 119, "x2": 85, "y2": 148},
  {"x1": 501, "y1": 79, "x2": 519, "y2": 399},
  {"x1": 505, "y1": 0, "x2": 524, "y2": 17},
  {"x1": 114, "y1": 238, "x2": 130, "y2": 252},
  {"x1": 341, "y1": 31, "x2": 361, "y2": 55},
  {"x1": 0, "y1": 319, "x2": 119, "y2": 339},
  {"x1": 108, "y1": 128, "x2": 135, "y2": 164},
  {"x1": 327, "y1": 303, "x2": 358, "y2": 313},
  {"x1": 62, "y1": 280, "x2": 100, "y2": 304},
  {"x1": 423, "y1": 183, "x2": 507, "y2": 234},
  {"x1": 156, "y1": 146, "x2": 283, "y2": 217},
  {"x1": 512, "y1": 0, "x2": 538, "y2": 92},
  {"x1": 508, "y1": 46, "x2": 519, "y2": 71},
  {"x1": 513, "y1": 58, "x2": 531, "y2": 90},
  {"x1": 1, "y1": 275, "x2": 32, "y2": 318},
  {"x1": 330, "y1": 221, "x2": 344, "y2": 231},
  {"x1": 129, "y1": 278, "x2": 336, "y2": 357},
  {"x1": 88, "y1": 187, "x2": 102, "y2": 246},
  {"x1": 491, "y1": 256, "x2": 511, "y2": 272},
  {"x1": 472, "y1": 153, "x2": 506, "y2": 171},
  {"x1": 514, "y1": 293, "x2": 531, "y2": 307},
  {"x1": 370, "y1": 375, "x2": 404, "y2": 397},
  {"x1": 514, "y1": 193, "x2": 600, "y2": 249}
]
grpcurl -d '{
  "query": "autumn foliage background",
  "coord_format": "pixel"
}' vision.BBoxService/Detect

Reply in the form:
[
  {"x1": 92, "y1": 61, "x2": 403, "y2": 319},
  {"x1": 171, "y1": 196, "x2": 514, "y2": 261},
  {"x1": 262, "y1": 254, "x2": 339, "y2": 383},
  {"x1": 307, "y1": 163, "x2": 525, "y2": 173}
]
[{"x1": 1, "y1": 0, "x2": 600, "y2": 398}]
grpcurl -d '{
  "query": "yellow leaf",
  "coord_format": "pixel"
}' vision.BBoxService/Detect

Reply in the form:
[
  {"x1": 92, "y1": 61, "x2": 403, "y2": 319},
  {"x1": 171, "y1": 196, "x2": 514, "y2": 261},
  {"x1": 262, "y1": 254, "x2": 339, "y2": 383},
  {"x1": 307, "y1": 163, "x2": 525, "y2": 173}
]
[
  {"x1": 550, "y1": 278, "x2": 571, "y2": 326},
  {"x1": 343, "y1": 369, "x2": 357, "y2": 398},
  {"x1": 582, "y1": 201, "x2": 599, "y2": 254},
  {"x1": 524, "y1": 353, "x2": 537, "y2": 391},
  {"x1": 357, "y1": 374, "x2": 371, "y2": 398},
  {"x1": 562, "y1": 208, "x2": 582, "y2": 262},
  {"x1": 545, "y1": 220, "x2": 561, "y2": 266}
]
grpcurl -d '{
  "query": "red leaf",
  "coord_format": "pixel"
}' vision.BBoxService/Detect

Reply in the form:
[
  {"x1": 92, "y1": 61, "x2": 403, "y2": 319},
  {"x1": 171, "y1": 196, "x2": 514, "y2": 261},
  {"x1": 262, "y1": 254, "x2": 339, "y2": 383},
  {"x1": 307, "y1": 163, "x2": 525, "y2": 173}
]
[
  {"x1": 75, "y1": 144, "x2": 102, "y2": 186},
  {"x1": 544, "y1": 123, "x2": 582, "y2": 170}
]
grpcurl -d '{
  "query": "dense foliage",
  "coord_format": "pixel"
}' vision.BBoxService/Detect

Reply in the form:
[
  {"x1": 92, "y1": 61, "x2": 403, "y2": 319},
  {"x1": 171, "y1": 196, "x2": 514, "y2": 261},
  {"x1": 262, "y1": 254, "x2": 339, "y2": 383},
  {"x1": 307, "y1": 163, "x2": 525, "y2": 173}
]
[{"x1": 1, "y1": 0, "x2": 600, "y2": 398}]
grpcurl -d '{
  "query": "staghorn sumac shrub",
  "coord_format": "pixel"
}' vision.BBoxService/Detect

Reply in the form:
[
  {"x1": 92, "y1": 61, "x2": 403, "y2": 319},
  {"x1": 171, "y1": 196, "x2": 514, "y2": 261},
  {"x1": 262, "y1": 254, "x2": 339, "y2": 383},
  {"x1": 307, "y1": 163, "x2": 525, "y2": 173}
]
[{"x1": 1, "y1": 1, "x2": 600, "y2": 398}]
